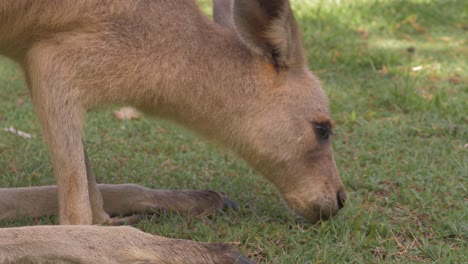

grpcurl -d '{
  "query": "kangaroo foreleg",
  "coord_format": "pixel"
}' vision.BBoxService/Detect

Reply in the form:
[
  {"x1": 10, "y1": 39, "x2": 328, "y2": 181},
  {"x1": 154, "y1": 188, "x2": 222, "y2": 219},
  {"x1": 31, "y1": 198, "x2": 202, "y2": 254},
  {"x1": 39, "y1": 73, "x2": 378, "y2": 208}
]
[
  {"x1": 0, "y1": 225, "x2": 253, "y2": 264},
  {"x1": 25, "y1": 41, "x2": 101, "y2": 225},
  {"x1": 0, "y1": 184, "x2": 236, "y2": 221}
]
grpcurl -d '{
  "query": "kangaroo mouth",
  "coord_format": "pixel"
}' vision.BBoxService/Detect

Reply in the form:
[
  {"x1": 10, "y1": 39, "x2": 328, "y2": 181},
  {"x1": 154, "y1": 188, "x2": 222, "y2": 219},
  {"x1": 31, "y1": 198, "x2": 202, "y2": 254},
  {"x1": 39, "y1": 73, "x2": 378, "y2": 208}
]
[
  {"x1": 294, "y1": 212, "x2": 331, "y2": 224},
  {"x1": 289, "y1": 201, "x2": 339, "y2": 224}
]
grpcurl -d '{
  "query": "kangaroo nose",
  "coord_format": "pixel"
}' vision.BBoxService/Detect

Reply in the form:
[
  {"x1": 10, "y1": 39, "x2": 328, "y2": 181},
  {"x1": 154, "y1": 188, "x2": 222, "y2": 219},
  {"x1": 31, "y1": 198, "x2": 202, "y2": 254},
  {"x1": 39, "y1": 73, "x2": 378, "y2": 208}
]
[{"x1": 337, "y1": 188, "x2": 346, "y2": 210}]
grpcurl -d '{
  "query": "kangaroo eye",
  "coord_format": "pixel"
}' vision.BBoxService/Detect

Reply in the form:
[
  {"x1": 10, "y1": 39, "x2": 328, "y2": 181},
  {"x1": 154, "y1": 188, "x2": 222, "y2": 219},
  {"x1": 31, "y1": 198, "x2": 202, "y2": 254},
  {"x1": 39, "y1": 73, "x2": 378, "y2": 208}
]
[{"x1": 315, "y1": 124, "x2": 331, "y2": 142}]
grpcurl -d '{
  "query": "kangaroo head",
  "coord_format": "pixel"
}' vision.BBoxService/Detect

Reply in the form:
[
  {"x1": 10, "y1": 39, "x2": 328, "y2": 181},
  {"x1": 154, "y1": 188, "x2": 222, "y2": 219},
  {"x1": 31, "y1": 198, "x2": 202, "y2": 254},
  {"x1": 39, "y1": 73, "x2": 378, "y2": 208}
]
[{"x1": 213, "y1": 0, "x2": 346, "y2": 223}]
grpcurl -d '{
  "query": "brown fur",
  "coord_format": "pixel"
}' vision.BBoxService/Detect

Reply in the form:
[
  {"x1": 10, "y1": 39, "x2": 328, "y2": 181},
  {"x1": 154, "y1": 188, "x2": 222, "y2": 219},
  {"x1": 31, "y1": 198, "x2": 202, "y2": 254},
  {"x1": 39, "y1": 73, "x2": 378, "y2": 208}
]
[
  {"x1": 0, "y1": 184, "x2": 233, "y2": 220},
  {"x1": 0, "y1": 225, "x2": 250, "y2": 264},
  {"x1": 0, "y1": 0, "x2": 345, "y2": 262}
]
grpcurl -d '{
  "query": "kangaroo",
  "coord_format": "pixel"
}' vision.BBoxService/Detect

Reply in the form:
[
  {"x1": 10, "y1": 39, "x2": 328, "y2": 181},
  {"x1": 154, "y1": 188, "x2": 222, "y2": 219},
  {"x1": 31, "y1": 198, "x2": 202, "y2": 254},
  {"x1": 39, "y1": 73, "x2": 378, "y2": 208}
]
[{"x1": 0, "y1": 0, "x2": 346, "y2": 262}]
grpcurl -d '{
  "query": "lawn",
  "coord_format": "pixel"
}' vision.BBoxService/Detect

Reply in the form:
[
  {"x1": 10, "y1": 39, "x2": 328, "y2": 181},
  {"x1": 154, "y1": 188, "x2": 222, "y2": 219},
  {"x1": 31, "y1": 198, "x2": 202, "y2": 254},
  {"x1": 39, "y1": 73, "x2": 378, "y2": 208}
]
[{"x1": 0, "y1": 0, "x2": 466, "y2": 263}]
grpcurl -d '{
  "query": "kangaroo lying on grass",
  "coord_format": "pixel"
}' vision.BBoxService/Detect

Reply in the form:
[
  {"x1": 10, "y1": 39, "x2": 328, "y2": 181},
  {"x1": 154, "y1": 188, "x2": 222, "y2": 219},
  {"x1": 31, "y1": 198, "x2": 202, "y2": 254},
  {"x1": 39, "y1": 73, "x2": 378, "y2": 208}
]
[{"x1": 0, "y1": 0, "x2": 346, "y2": 262}]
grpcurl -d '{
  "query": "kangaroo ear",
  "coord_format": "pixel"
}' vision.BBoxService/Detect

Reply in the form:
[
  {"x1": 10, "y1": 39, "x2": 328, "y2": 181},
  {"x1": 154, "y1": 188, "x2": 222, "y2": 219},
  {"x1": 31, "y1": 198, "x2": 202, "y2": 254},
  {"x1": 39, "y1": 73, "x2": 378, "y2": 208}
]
[
  {"x1": 231, "y1": 0, "x2": 305, "y2": 71},
  {"x1": 213, "y1": 0, "x2": 235, "y2": 29}
]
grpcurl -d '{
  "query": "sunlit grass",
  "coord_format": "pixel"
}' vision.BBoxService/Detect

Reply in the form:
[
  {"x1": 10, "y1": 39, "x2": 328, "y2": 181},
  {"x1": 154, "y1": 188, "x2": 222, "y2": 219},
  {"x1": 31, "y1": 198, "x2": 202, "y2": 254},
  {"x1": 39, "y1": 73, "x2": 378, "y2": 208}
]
[{"x1": 1, "y1": 0, "x2": 466, "y2": 263}]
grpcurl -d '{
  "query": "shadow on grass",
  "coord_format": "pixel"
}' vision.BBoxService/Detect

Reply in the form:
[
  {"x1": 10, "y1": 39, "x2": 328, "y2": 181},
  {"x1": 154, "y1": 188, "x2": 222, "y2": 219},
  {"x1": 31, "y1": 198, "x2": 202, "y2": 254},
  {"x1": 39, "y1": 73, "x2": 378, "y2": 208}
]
[
  {"x1": 294, "y1": 0, "x2": 466, "y2": 70},
  {"x1": 291, "y1": 0, "x2": 466, "y2": 115}
]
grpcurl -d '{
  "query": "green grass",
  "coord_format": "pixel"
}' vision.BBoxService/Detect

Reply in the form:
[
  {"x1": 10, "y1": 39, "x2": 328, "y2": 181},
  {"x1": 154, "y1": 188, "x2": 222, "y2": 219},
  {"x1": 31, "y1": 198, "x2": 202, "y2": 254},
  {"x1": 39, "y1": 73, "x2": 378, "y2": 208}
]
[{"x1": 1, "y1": 0, "x2": 466, "y2": 263}]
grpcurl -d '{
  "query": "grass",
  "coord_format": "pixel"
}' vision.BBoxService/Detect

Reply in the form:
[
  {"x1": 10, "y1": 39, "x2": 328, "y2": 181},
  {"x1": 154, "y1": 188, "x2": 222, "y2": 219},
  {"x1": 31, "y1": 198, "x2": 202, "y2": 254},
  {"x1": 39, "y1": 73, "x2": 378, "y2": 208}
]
[{"x1": 0, "y1": 0, "x2": 466, "y2": 263}]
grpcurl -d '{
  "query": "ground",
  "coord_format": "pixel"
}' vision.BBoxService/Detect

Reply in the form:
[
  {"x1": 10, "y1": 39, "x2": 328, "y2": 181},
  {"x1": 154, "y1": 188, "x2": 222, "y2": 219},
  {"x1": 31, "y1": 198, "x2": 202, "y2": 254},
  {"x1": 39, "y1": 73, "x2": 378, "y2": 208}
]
[{"x1": 0, "y1": 0, "x2": 466, "y2": 263}]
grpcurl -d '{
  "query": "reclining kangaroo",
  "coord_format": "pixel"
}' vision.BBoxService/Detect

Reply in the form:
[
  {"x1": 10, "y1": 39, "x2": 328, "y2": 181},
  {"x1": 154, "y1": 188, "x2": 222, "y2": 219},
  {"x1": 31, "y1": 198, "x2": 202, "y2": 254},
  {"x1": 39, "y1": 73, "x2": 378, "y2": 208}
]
[{"x1": 0, "y1": 0, "x2": 346, "y2": 262}]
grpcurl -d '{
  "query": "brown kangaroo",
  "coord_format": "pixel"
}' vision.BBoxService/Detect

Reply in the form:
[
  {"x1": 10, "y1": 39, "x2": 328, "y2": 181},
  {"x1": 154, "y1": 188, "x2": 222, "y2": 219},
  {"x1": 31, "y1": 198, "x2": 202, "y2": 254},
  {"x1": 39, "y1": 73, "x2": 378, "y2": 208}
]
[{"x1": 0, "y1": 0, "x2": 346, "y2": 262}]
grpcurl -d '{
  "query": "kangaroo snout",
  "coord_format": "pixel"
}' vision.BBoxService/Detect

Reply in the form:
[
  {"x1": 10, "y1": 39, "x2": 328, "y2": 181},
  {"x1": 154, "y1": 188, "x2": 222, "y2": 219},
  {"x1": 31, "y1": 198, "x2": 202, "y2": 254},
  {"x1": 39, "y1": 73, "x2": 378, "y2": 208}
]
[
  {"x1": 282, "y1": 185, "x2": 346, "y2": 224},
  {"x1": 284, "y1": 184, "x2": 346, "y2": 223}
]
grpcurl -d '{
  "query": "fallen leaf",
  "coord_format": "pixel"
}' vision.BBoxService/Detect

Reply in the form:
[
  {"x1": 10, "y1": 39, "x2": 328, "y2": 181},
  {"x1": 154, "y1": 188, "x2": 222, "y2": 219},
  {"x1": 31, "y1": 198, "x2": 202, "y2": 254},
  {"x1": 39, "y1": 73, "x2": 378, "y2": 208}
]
[
  {"x1": 453, "y1": 22, "x2": 466, "y2": 30},
  {"x1": 10, "y1": 161, "x2": 18, "y2": 175},
  {"x1": 332, "y1": 49, "x2": 340, "y2": 64},
  {"x1": 395, "y1": 22, "x2": 402, "y2": 30},
  {"x1": 379, "y1": 65, "x2": 388, "y2": 75},
  {"x1": 421, "y1": 90, "x2": 433, "y2": 101},
  {"x1": 3, "y1": 127, "x2": 32, "y2": 139},
  {"x1": 429, "y1": 75, "x2": 439, "y2": 82},
  {"x1": 408, "y1": 16, "x2": 427, "y2": 33},
  {"x1": 357, "y1": 28, "x2": 369, "y2": 39},
  {"x1": 440, "y1": 36, "x2": 452, "y2": 42},
  {"x1": 113, "y1": 107, "x2": 141, "y2": 121},
  {"x1": 448, "y1": 76, "x2": 460, "y2": 84}
]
